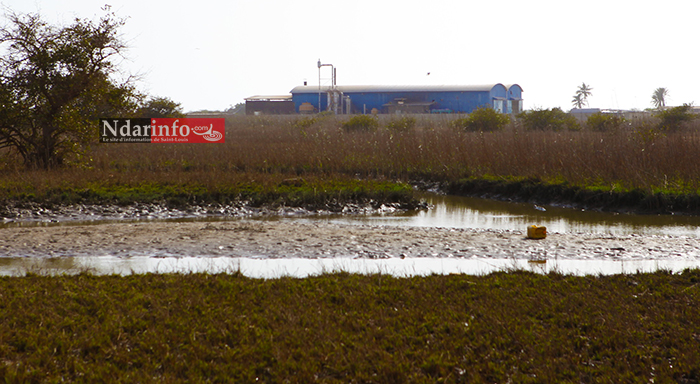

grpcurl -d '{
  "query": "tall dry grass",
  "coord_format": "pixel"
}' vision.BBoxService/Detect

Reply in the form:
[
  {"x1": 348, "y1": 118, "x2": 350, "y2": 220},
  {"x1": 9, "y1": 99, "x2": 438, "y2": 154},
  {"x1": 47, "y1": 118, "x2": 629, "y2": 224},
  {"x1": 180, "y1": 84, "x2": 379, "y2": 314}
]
[{"x1": 2, "y1": 114, "x2": 700, "y2": 194}]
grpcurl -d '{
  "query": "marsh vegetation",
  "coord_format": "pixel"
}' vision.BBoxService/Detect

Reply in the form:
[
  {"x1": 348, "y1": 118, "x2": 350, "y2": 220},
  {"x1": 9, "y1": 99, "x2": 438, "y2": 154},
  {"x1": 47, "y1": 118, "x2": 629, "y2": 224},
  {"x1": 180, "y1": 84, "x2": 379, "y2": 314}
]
[
  {"x1": 1, "y1": 270, "x2": 699, "y2": 382},
  {"x1": 2, "y1": 111, "x2": 700, "y2": 214},
  {"x1": 2, "y1": 113, "x2": 700, "y2": 382}
]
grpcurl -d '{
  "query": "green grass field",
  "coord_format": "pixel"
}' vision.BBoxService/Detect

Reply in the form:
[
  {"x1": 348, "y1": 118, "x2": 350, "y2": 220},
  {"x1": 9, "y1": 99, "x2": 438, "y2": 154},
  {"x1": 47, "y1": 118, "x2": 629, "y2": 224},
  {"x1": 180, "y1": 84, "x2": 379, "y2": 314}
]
[{"x1": 1, "y1": 270, "x2": 699, "y2": 383}]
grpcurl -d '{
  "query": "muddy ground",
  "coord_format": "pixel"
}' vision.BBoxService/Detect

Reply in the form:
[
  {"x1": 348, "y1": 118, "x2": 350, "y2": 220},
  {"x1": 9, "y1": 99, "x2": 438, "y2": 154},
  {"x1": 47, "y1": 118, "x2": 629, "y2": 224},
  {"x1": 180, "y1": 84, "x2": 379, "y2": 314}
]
[{"x1": 2, "y1": 220, "x2": 700, "y2": 262}]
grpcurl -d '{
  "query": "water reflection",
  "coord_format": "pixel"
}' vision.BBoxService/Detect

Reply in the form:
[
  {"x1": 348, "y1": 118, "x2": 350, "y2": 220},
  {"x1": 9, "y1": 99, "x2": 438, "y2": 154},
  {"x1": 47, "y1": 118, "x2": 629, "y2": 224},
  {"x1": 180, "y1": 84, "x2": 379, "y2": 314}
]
[
  {"x1": 0, "y1": 256, "x2": 88, "y2": 275},
  {"x1": 4, "y1": 193, "x2": 700, "y2": 238},
  {"x1": 1, "y1": 256, "x2": 697, "y2": 278},
  {"x1": 269, "y1": 194, "x2": 700, "y2": 237}
]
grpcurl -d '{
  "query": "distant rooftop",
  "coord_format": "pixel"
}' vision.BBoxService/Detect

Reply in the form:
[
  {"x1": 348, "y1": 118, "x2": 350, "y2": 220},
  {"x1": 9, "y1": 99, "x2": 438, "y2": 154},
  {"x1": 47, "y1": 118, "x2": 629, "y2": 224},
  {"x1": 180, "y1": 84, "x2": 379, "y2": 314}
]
[
  {"x1": 245, "y1": 95, "x2": 293, "y2": 101},
  {"x1": 290, "y1": 84, "x2": 513, "y2": 94}
]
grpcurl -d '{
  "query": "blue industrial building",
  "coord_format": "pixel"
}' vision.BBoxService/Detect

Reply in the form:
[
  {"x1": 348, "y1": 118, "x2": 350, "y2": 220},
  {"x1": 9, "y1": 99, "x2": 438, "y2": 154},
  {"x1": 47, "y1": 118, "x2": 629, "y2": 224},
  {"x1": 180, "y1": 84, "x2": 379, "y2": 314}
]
[{"x1": 289, "y1": 84, "x2": 523, "y2": 115}]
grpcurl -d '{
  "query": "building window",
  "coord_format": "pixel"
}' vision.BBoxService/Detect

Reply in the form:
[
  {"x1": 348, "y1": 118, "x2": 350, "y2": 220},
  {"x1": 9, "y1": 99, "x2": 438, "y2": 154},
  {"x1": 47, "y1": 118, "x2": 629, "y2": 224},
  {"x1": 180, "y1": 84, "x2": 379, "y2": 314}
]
[
  {"x1": 508, "y1": 100, "x2": 521, "y2": 114},
  {"x1": 494, "y1": 99, "x2": 505, "y2": 113}
]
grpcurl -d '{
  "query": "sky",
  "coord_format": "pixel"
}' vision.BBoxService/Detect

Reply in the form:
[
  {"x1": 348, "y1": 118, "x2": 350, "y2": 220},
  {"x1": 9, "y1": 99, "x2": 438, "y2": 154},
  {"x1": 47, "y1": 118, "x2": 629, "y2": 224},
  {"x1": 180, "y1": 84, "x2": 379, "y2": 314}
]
[{"x1": 2, "y1": 0, "x2": 698, "y2": 112}]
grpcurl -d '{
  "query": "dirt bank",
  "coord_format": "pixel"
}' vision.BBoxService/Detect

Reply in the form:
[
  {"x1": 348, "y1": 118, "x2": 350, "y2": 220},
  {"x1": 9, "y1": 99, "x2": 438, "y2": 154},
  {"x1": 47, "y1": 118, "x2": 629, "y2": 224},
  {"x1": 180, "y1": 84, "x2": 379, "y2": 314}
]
[{"x1": 2, "y1": 220, "x2": 700, "y2": 261}]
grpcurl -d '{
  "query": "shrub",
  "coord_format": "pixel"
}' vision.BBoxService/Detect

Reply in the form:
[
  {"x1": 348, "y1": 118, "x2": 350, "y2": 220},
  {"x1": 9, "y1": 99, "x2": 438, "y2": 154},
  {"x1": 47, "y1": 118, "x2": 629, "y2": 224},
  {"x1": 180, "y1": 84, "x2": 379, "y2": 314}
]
[
  {"x1": 517, "y1": 108, "x2": 580, "y2": 131},
  {"x1": 453, "y1": 107, "x2": 510, "y2": 132},
  {"x1": 342, "y1": 115, "x2": 379, "y2": 132},
  {"x1": 656, "y1": 104, "x2": 696, "y2": 131},
  {"x1": 634, "y1": 120, "x2": 665, "y2": 145},
  {"x1": 293, "y1": 112, "x2": 336, "y2": 131},
  {"x1": 292, "y1": 116, "x2": 318, "y2": 130},
  {"x1": 586, "y1": 112, "x2": 627, "y2": 132},
  {"x1": 386, "y1": 116, "x2": 417, "y2": 132}
]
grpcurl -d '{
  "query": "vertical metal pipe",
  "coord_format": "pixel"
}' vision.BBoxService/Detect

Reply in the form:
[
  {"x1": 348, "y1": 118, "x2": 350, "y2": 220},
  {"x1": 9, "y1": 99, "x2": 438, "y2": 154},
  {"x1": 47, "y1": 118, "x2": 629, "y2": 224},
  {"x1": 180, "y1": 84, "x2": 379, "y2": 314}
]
[{"x1": 317, "y1": 59, "x2": 321, "y2": 113}]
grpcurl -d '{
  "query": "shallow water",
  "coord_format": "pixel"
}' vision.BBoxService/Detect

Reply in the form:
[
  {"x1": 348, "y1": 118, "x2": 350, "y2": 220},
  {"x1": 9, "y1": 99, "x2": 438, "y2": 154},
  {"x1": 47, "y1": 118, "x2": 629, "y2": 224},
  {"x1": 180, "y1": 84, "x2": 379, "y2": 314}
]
[
  {"x1": 268, "y1": 193, "x2": 700, "y2": 237},
  {"x1": 3, "y1": 193, "x2": 700, "y2": 276},
  {"x1": 4, "y1": 193, "x2": 700, "y2": 237}
]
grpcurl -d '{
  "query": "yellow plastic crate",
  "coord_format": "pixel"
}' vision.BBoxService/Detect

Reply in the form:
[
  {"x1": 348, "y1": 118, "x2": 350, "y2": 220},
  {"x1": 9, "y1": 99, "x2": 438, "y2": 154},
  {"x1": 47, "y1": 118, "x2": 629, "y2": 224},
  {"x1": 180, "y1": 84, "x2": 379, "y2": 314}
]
[{"x1": 527, "y1": 225, "x2": 547, "y2": 239}]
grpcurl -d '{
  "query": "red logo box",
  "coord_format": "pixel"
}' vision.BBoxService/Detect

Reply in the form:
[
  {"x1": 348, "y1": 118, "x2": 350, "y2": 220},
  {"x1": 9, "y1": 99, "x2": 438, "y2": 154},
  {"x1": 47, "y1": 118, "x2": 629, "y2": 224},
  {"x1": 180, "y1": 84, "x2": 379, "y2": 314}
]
[
  {"x1": 99, "y1": 118, "x2": 225, "y2": 143},
  {"x1": 150, "y1": 118, "x2": 225, "y2": 143}
]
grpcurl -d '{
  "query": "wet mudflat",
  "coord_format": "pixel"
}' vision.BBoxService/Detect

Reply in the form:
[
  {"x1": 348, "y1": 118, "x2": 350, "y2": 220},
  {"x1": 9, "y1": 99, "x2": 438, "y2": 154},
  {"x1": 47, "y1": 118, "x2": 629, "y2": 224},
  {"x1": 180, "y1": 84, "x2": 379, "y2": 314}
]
[
  {"x1": 2, "y1": 220, "x2": 700, "y2": 276},
  {"x1": 4, "y1": 219, "x2": 700, "y2": 260},
  {"x1": 3, "y1": 193, "x2": 700, "y2": 276}
]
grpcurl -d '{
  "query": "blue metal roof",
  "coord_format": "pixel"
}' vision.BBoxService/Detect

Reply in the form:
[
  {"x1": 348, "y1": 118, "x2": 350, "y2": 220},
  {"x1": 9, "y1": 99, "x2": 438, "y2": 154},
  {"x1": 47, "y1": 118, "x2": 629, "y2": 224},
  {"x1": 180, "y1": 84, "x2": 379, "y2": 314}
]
[
  {"x1": 505, "y1": 84, "x2": 523, "y2": 92},
  {"x1": 290, "y1": 83, "x2": 521, "y2": 114},
  {"x1": 290, "y1": 84, "x2": 504, "y2": 94},
  {"x1": 505, "y1": 84, "x2": 523, "y2": 100}
]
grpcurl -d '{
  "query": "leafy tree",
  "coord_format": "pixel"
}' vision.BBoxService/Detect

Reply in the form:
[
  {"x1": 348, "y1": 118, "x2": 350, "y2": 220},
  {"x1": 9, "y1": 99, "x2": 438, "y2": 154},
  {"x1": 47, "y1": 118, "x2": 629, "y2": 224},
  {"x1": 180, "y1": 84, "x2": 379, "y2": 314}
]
[
  {"x1": 341, "y1": 115, "x2": 378, "y2": 132},
  {"x1": 517, "y1": 108, "x2": 580, "y2": 131},
  {"x1": 572, "y1": 82, "x2": 593, "y2": 108},
  {"x1": 386, "y1": 116, "x2": 417, "y2": 132},
  {"x1": 651, "y1": 87, "x2": 668, "y2": 110},
  {"x1": 453, "y1": 107, "x2": 510, "y2": 132},
  {"x1": 0, "y1": 8, "x2": 136, "y2": 168},
  {"x1": 225, "y1": 102, "x2": 245, "y2": 115},
  {"x1": 656, "y1": 103, "x2": 696, "y2": 131},
  {"x1": 136, "y1": 96, "x2": 185, "y2": 118},
  {"x1": 586, "y1": 112, "x2": 626, "y2": 132}
]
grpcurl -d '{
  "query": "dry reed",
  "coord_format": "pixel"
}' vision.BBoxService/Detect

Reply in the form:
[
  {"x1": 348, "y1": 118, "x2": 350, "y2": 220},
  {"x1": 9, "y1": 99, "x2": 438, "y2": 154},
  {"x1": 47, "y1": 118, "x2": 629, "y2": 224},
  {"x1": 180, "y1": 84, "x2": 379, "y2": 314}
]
[{"x1": 2, "y1": 114, "x2": 700, "y2": 195}]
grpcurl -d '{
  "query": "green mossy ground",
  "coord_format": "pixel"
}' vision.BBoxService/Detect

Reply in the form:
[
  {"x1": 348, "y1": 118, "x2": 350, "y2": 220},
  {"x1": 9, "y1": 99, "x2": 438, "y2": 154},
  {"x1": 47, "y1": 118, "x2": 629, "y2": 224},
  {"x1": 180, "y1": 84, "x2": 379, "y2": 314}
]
[
  {"x1": 0, "y1": 178, "x2": 420, "y2": 212},
  {"x1": 1, "y1": 270, "x2": 699, "y2": 382}
]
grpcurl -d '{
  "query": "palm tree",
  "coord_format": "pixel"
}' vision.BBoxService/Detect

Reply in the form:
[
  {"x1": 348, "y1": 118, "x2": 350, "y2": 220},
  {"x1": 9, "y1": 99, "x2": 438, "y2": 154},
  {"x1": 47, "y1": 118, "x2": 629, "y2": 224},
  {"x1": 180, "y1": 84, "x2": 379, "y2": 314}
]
[
  {"x1": 577, "y1": 82, "x2": 593, "y2": 107},
  {"x1": 652, "y1": 87, "x2": 669, "y2": 109},
  {"x1": 571, "y1": 94, "x2": 584, "y2": 109}
]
